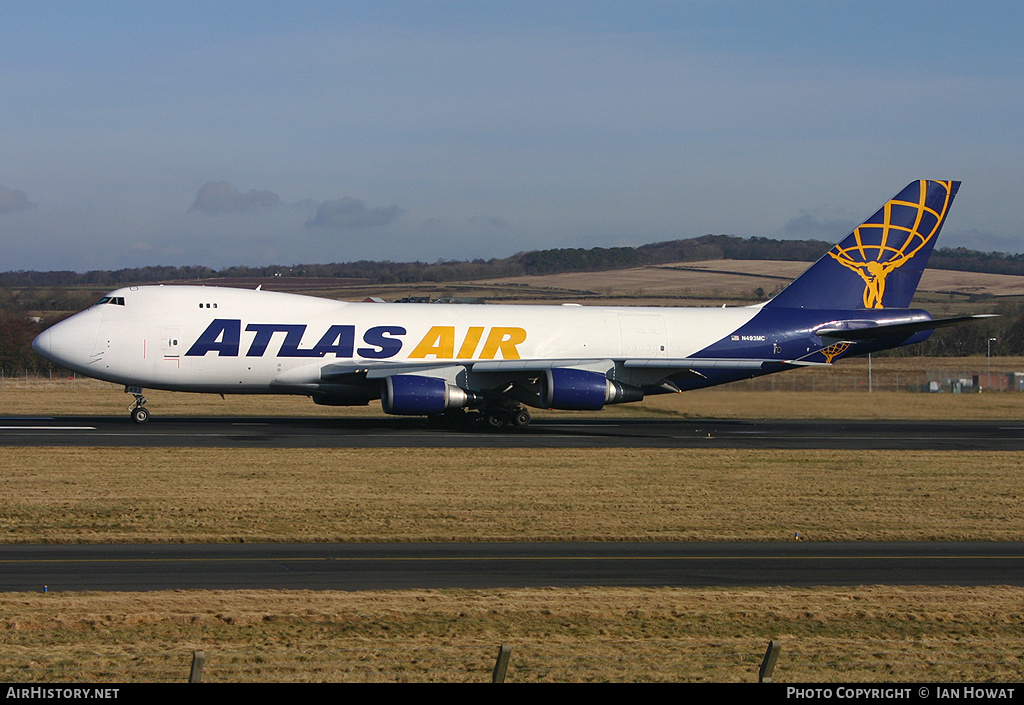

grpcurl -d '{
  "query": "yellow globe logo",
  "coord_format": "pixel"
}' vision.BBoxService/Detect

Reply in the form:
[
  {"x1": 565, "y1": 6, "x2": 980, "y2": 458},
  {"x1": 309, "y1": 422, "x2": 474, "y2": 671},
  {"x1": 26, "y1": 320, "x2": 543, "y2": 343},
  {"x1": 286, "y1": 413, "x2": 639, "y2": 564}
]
[{"x1": 827, "y1": 180, "x2": 956, "y2": 308}]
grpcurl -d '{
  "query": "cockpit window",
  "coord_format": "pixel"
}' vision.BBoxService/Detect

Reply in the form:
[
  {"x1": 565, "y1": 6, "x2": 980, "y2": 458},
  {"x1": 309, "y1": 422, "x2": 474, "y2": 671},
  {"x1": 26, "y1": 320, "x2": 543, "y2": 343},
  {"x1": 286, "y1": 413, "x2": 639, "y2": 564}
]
[{"x1": 96, "y1": 296, "x2": 125, "y2": 306}]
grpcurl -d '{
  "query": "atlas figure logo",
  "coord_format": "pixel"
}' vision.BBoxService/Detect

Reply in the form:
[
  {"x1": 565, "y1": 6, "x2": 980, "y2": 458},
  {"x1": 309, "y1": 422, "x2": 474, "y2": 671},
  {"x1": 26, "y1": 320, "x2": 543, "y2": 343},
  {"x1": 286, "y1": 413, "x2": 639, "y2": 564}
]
[
  {"x1": 827, "y1": 180, "x2": 956, "y2": 309},
  {"x1": 185, "y1": 319, "x2": 528, "y2": 360}
]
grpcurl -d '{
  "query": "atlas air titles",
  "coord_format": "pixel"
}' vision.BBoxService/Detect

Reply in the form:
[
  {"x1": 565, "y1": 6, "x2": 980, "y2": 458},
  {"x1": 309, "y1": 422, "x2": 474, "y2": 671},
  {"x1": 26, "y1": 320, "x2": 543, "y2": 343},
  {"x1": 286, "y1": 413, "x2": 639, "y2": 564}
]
[{"x1": 184, "y1": 319, "x2": 529, "y2": 360}]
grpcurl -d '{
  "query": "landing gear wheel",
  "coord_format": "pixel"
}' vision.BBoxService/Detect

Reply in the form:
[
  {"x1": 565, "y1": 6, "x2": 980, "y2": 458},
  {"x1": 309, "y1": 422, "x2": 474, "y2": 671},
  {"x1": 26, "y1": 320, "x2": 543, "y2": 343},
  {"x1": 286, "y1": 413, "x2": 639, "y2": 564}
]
[
  {"x1": 511, "y1": 408, "x2": 532, "y2": 427},
  {"x1": 484, "y1": 410, "x2": 509, "y2": 430},
  {"x1": 127, "y1": 387, "x2": 149, "y2": 424}
]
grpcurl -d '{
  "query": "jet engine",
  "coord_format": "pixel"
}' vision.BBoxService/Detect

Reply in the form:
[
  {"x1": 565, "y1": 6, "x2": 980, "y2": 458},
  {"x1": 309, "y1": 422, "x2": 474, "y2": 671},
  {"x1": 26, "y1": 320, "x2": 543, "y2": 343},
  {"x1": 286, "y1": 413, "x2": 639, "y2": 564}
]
[
  {"x1": 541, "y1": 368, "x2": 644, "y2": 410},
  {"x1": 381, "y1": 374, "x2": 481, "y2": 415}
]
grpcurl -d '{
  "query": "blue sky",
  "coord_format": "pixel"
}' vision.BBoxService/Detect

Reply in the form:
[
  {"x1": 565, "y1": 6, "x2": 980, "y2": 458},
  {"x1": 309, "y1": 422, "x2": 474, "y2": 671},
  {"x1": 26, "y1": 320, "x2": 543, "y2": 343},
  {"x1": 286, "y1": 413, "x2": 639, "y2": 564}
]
[{"x1": 1, "y1": 1, "x2": 1022, "y2": 272}]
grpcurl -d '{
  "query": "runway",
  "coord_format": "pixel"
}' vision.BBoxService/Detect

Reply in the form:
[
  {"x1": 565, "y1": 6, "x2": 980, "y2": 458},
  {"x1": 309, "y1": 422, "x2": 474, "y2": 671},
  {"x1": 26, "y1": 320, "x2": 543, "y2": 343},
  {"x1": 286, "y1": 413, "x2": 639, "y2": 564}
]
[
  {"x1": 3, "y1": 542, "x2": 1023, "y2": 592},
  {"x1": 2, "y1": 415, "x2": 1024, "y2": 449}
]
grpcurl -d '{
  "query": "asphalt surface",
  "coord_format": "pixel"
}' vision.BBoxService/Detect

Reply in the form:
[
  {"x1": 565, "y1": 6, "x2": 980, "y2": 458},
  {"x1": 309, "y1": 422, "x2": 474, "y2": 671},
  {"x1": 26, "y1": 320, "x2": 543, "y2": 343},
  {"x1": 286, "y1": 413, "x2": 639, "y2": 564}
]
[
  {"x1": 3, "y1": 415, "x2": 1024, "y2": 449},
  {"x1": 3, "y1": 542, "x2": 1023, "y2": 592}
]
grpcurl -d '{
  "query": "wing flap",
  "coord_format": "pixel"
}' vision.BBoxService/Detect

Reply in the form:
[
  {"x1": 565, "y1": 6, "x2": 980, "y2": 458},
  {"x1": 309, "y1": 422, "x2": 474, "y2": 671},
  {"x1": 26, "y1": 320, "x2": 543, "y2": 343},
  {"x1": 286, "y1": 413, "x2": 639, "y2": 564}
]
[
  {"x1": 319, "y1": 361, "x2": 466, "y2": 382},
  {"x1": 470, "y1": 358, "x2": 613, "y2": 373}
]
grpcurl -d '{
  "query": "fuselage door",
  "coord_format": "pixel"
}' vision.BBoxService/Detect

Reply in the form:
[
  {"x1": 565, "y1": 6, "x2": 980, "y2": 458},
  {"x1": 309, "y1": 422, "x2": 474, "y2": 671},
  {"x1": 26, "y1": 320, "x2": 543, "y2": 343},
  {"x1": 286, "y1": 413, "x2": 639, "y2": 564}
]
[{"x1": 162, "y1": 327, "x2": 181, "y2": 366}]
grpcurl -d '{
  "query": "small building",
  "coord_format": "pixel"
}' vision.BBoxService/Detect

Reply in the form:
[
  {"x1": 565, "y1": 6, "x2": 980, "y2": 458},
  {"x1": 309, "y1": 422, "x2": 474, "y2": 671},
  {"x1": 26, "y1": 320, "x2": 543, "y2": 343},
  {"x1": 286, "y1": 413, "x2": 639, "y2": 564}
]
[{"x1": 972, "y1": 373, "x2": 1018, "y2": 392}]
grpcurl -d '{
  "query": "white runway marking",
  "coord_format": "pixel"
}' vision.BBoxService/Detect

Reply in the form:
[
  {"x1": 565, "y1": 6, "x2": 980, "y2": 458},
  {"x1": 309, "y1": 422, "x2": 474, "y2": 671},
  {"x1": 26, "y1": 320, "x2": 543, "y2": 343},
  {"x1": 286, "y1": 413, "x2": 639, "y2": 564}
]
[{"x1": 0, "y1": 426, "x2": 97, "y2": 430}]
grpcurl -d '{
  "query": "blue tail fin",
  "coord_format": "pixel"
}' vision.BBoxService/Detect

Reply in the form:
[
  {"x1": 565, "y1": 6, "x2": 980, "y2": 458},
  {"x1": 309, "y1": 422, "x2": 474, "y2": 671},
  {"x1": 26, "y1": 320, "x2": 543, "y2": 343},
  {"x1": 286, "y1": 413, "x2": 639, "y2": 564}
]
[{"x1": 766, "y1": 180, "x2": 959, "y2": 310}]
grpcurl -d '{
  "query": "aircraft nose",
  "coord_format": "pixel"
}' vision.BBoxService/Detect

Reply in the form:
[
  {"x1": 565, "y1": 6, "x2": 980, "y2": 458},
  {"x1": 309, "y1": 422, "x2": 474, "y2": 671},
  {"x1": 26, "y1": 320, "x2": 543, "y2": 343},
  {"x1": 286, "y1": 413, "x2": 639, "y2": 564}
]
[
  {"x1": 32, "y1": 328, "x2": 52, "y2": 359},
  {"x1": 32, "y1": 311, "x2": 102, "y2": 372}
]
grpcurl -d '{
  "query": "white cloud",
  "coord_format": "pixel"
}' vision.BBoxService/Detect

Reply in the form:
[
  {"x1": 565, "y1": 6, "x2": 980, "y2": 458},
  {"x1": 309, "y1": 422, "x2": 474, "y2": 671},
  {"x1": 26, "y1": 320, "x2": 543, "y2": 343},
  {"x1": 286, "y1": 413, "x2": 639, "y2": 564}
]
[
  {"x1": 189, "y1": 181, "x2": 281, "y2": 215},
  {"x1": 305, "y1": 197, "x2": 405, "y2": 230}
]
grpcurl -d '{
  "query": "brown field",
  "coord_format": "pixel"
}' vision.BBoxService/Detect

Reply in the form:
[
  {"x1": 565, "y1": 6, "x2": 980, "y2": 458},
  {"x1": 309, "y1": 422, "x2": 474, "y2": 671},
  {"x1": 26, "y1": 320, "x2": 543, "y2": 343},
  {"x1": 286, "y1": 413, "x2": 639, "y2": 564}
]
[
  {"x1": 4, "y1": 356, "x2": 1024, "y2": 682},
  {"x1": 472, "y1": 259, "x2": 1024, "y2": 306},
  {"x1": 661, "y1": 260, "x2": 1024, "y2": 299},
  {"x1": 3, "y1": 586, "x2": 1023, "y2": 683},
  {"x1": 4, "y1": 446, "x2": 1024, "y2": 543}
]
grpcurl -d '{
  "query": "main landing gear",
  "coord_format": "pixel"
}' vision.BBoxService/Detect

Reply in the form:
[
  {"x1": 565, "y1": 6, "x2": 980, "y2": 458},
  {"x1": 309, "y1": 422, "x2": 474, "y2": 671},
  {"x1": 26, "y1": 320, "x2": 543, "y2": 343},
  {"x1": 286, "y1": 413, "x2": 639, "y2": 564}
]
[
  {"x1": 126, "y1": 387, "x2": 150, "y2": 424},
  {"x1": 495, "y1": 406, "x2": 532, "y2": 429},
  {"x1": 477, "y1": 405, "x2": 531, "y2": 430},
  {"x1": 428, "y1": 404, "x2": 532, "y2": 431}
]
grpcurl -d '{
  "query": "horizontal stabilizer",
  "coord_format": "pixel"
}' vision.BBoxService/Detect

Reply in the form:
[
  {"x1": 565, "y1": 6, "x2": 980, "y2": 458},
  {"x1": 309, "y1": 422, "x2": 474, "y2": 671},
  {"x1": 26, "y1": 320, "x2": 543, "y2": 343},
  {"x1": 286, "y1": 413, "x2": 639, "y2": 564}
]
[{"x1": 815, "y1": 314, "x2": 996, "y2": 341}]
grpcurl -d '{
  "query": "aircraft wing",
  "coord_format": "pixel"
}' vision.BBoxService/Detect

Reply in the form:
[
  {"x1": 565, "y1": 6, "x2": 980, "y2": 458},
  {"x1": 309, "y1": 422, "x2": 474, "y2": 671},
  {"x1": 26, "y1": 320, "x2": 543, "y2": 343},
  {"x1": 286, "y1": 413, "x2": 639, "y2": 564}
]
[
  {"x1": 313, "y1": 355, "x2": 826, "y2": 412},
  {"x1": 320, "y1": 358, "x2": 624, "y2": 383},
  {"x1": 317, "y1": 356, "x2": 824, "y2": 385}
]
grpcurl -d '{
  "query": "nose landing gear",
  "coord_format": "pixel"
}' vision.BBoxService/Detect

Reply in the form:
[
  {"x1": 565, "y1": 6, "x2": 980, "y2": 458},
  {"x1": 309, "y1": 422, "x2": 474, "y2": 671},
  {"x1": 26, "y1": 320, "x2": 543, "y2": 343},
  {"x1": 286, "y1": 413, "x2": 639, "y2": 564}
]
[{"x1": 126, "y1": 387, "x2": 150, "y2": 424}]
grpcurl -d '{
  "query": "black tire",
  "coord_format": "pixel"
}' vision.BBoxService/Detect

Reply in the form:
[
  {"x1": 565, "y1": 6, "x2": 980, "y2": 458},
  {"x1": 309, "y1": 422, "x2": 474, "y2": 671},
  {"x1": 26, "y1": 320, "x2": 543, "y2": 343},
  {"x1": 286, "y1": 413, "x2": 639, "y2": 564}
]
[
  {"x1": 485, "y1": 411, "x2": 509, "y2": 430},
  {"x1": 131, "y1": 407, "x2": 150, "y2": 424},
  {"x1": 511, "y1": 409, "x2": 532, "y2": 427}
]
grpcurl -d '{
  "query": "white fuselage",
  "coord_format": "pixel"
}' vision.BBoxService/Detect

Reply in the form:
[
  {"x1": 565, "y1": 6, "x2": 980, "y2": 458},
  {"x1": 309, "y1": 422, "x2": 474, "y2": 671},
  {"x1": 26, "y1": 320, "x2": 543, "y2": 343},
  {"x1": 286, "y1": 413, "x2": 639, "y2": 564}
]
[{"x1": 35, "y1": 285, "x2": 761, "y2": 395}]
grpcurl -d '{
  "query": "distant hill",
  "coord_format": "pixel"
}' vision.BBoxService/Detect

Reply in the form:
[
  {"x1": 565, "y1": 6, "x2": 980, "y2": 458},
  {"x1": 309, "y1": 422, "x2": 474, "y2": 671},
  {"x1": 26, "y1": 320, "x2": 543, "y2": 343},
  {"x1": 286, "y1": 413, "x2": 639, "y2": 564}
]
[{"x1": 2, "y1": 234, "x2": 1024, "y2": 289}]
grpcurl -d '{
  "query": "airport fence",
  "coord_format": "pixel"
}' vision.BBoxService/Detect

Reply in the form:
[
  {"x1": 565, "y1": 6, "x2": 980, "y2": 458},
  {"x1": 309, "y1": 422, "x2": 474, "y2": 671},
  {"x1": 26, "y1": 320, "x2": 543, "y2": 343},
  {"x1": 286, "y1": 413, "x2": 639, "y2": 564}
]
[
  {"x1": 2, "y1": 639, "x2": 1022, "y2": 683},
  {"x1": 733, "y1": 369, "x2": 1010, "y2": 394},
  {"x1": 0, "y1": 371, "x2": 114, "y2": 391}
]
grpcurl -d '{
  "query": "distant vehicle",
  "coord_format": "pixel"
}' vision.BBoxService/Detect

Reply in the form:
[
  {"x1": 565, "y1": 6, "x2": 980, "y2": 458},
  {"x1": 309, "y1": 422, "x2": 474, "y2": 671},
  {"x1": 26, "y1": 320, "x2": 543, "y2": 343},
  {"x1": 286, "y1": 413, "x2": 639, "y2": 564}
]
[{"x1": 34, "y1": 180, "x2": 987, "y2": 429}]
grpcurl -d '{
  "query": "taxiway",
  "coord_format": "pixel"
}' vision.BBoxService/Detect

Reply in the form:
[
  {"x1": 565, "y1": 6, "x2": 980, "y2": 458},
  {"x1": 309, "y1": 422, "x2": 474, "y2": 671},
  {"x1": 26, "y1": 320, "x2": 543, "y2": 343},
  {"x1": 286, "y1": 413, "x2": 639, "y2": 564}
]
[{"x1": 3, "y1": 542, "x2": 1022, "y2": 592}]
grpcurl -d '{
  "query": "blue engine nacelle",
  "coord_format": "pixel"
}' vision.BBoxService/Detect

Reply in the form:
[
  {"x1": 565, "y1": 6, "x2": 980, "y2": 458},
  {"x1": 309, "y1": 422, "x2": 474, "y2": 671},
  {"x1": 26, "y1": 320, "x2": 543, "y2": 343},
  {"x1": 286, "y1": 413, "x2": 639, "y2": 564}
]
[
  {"x1": 541, "y1": 368, "x2": 644, "y2": 410},
  {"x1": 381, "y1": 375, "x2": 480, "y2": 415}
]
